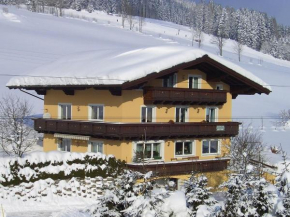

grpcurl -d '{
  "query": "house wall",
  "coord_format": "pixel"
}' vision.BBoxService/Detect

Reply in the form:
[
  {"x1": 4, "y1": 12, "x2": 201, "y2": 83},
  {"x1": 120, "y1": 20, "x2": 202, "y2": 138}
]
[
  {"x1": 43, "y1": 69, "x2": 232, "y2": 123},
  {"x1": 42, "y1": 68, "x2": 233, "y2": 162},
  {"x1": 43, "y1": 133, "x2": 230, "y2": 163}
]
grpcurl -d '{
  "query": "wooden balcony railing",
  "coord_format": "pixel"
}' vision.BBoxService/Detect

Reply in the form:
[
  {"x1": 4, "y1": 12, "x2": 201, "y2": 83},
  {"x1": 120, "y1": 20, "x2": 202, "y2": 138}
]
[
  {"x1": 34, "y1": 118, "x2": 239, "y2": 140},
  {"x1": 143, "y1": 87, "x2": 227, "y2": 105},
  {"x1": 127, "y1": 158, "x2": 230, "y2": 176}
]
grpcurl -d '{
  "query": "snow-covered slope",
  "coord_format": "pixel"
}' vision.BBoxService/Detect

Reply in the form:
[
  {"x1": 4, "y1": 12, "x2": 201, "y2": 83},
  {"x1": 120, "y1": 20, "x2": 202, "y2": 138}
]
[{"x1": 1, "y1": 6, "x2": 290, "y2": 163}]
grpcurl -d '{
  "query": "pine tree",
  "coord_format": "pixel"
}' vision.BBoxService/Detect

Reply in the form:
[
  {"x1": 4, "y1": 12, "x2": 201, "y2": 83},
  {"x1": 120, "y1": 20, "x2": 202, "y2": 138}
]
[
  {"x1": 115, "y1": 170, "x2": 141, "y2": 210},
  {"x1": 252, "y1": 179, "x2": 274, "y2": 216},
  {"x1": 123, "y1": 171, "x2": 170, "y2": 217},
  {"x1": 184, "y1": 173, "x2": 216, "y2": 216},
  {"x1": 86, "y1": 189, "x2": 121, "y2": 217},
  {"x1": 276, "y1": 187, "x2": 290, "y2": 217},
  {"x1": 217, "y1": 175, "x2": 250, "y2": 217}
]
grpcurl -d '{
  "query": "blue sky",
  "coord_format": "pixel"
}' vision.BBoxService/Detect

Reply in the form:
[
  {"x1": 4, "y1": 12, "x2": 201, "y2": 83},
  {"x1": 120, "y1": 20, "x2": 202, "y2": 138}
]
[{"x1": 205, "y1": 0, "x2": 290, "y2": 26}]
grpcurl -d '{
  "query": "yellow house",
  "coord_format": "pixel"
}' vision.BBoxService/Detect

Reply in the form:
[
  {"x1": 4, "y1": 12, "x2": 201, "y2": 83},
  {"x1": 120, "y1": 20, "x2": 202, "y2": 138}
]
[{"x1": 7, "y1": 46, "x2": 271, "y2": 182}]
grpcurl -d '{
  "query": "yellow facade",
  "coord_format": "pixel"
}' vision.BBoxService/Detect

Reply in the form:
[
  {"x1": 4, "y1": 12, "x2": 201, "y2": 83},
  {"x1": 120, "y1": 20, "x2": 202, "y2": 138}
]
[{"x1": 43, "y1": 68, "x2": 233, "y2": 164}]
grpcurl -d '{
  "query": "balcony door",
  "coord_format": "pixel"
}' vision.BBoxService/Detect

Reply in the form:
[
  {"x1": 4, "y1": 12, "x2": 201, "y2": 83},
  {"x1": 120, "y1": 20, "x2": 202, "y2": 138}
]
[
  {"x1": 188, "y1": 75, "x2": 201, "y2": 89},
  {"x1": 141, "y1": 106, "x2": 155, "y2": 123},
  {"x1": 206, "y1": 107, "x2": 218, "y2": 122},
  {"x1": 175, "y1": 107, "x2": 188, "y2": 122},
  {"x1": 163, "y1": 73, "x2": 177, "y2": 88},
  {"x1": 59, "y1": 103, "x2": 72, "y2": 120}
]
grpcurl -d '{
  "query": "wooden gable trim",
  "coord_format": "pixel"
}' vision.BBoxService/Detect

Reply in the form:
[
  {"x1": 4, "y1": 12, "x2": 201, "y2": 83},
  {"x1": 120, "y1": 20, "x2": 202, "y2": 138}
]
[
  {"x1": 201, "y1": 56, "x2": 271, "y2": 95},
  {"x1": 121, "y1": 57, "x2": 205, "y2": 90},
  {"x1": 121, "y1": 55, "x2": 271, "y2": 95}
]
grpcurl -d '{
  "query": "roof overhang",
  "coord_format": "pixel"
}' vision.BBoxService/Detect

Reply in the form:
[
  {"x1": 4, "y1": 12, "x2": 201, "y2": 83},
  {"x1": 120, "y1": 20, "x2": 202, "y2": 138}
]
[
  {"x1": 8, "y1": 55, "x2": 271, "y2": 98},
  {"x1": 121, "y1": 55, "x2": 271, "y2": 97}
]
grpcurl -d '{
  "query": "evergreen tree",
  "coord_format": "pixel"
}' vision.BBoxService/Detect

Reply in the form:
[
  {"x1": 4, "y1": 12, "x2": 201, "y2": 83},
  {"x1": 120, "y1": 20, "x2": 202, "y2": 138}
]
[
  {"x1": 217, "y1": 175, "x2": 251, "y2": 217},
  {"x1": 252, "y1": 179, "x2": 274, "y2": 216},
  {"x1": 123, "y1": 171, "x2": 170, "y2": 217},
  {"x1": 86, "y1": 189, "x2": 121, "y2": 217},
  {"x1": 184, "y1": 173, "x2": 216, "y2": 216}
]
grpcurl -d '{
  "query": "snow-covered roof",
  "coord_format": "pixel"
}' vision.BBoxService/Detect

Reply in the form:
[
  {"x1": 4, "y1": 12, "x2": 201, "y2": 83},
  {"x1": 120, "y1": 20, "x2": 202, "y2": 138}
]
[{"x1": 6, "y1": 46, "x2": 271, "y2": 92}]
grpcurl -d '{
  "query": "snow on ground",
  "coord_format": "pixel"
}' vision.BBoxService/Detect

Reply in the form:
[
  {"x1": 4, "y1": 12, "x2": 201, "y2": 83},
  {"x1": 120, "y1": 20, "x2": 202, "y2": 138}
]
[
  {"x1": 0, "y1": 5, "x2": 290, "y2": 162},
  {"x1": 0, "y1": 177, "x2": 101, "y2": 214}
]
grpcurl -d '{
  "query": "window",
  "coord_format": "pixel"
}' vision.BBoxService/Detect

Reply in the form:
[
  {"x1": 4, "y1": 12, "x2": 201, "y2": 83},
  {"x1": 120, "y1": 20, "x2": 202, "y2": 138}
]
[
  {"x1": 206, "y1": 107, "x2": 217, "y2": 122},
  {"x1": 141, "y1": 106, "x2": 155, "y2": 123},
  {"x1": 202, "y1": 140, "x2": 219, "y2": 154},
  {"x1": 216, "y1": 84, "x2": 223, "y2": 90},
  {"x1": 163, "y1": 73, "x2": 177, "y2": 88},
  {"x1": 136, "y1": 143, "x2": 161, "y2": 159},
  {"x1": 59, "y1": 104, "x2": 71, "y2": 120},
  {"x1": 58, "y1": 138, "x2": 71, "y2": 152},
  {"x1": 176, "y1": 107, "x2": 188, "y2": 122},
  {"x1": 89, "y1": 141, "x2": 103, "y2": 153},
  {"x1": 189, "y1": 75, "x2": 201, "y2": 89},
  {"x1": 175, "y1": 141, "x2": 193, "y2": 156},
  {"x1": 89, "y1": 105, "x2": 104, "y2": 120}
]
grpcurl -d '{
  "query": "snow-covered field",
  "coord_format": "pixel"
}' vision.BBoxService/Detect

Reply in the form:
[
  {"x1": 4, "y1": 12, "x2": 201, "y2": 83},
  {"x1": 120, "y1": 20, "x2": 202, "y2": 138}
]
[{"x1": 0, "y1": 5, "x2": 290, "y2": 216}]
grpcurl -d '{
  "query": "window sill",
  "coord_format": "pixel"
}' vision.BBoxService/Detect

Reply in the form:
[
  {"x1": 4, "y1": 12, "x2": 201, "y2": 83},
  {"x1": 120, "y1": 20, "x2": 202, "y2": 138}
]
[
  {"x1": 174, "y1": 154, "x2": 195, "y2": 158},
  {"x1": 201, "y1": 153, "x2": 220, "y2": 156}
]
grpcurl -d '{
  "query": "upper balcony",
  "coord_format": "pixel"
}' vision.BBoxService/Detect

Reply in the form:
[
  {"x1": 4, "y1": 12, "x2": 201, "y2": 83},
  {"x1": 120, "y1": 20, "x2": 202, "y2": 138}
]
[
  {"x1": 34, "y1": 118, "x2": 240, "y2": 140},
  {"x1": 143, "y1": 87, "x2": 227, "y2": 105}
]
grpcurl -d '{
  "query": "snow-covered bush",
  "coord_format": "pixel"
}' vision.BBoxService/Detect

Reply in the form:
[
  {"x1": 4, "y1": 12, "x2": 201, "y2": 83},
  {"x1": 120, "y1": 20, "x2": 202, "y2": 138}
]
[{"x1": 0, "y1": 151, "x2": 125, "y2": 186}]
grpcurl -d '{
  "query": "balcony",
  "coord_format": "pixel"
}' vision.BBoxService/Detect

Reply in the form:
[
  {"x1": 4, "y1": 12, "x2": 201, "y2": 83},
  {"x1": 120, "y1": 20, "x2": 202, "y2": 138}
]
[
  {"x1": 34, "y1": 118, "x2": 240, "y2": 140},
  {"x1": 127, "y1": 158, "x2": 230, "y2": 176},
  {"x1": 143, "y1": 87, "x2": 227, "y2": 105}
]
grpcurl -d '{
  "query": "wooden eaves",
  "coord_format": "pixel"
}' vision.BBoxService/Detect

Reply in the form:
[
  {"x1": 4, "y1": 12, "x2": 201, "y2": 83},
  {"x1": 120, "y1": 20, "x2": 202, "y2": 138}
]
[{"x1": 7, "y1": 55, "x2": 271, "y2": 98}]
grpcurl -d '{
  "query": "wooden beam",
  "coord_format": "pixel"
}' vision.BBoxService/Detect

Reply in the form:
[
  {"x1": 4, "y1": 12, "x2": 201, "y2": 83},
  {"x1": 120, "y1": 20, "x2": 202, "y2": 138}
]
[
  {"x1": 63, "y1": 89, "x2": 74, "y2": 95},
  {"x1": 109, "y1": 88, "x2": 122, "y2": 96},
  {"x1": 35, "y1": 89, "x2": 47, "y2": 95}
]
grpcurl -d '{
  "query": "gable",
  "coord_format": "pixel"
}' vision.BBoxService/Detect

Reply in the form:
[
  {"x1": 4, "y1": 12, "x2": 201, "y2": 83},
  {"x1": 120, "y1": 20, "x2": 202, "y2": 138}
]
[{"x1": 122, "y1": 55, "x2": 271, "y2": 98}]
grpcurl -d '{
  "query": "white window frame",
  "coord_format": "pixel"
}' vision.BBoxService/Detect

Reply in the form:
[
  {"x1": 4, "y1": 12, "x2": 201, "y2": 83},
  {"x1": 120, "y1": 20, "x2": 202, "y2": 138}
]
[
  {"x1": 140, "y1": 106, "x2": 156, "y2": 123},
  {"x1": 188, "y1": 75, "x2": 201, "y2": 89},
  {"x1": 174, "y1": 140, "x2": 195, "y2": 157},
  {"x1": 201, "y1": 139, "x2": 220, "y2": 156},
  {"x1": 133, "y1": 140, "x2": 164, "y2": 161},
  {"x1": 88, "y1": 140, "x2": 104, "y2": 153},
  {"x1": 58, "y1": 103, "x2": 72, "y2": 120},
  {"x1": 206, "y1": 107, "x2": 218, "y2": 122},
  {"x1": 88, "y1": 104, "x2": 104, "y2": 121},
  {"x1": 216, "y1": 84, "x2": 223, "y2": 90},
  {"x1": 163, "y1": 73, "x2": 177, "y2": 88},
  {"x1": 175, "y1": 106, "x2": 189, "y2": 123},
  {"x1": 57, "y1": 138, "x2": 71, "y2": 152}
]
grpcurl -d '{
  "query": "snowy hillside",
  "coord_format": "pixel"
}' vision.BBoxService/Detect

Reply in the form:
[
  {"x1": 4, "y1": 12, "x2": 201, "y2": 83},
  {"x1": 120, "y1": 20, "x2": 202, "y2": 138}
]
[{"x1": 1, "y1": 5, "x2": 290, "y2": 164}]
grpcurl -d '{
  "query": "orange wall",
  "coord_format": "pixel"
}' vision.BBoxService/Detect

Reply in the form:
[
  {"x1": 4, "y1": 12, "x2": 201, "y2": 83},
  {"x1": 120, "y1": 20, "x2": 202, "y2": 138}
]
[{"x1": 42, "y1": 68, "x2": 233, "y2": 162}]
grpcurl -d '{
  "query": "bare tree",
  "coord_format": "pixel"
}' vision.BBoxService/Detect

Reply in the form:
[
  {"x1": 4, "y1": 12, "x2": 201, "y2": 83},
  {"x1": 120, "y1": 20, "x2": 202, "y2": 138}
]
[
  {"x1": 195, "y1": 28, "x2": 203, "y2": 48},
  {"x1": 127, "y1": 3, "x2": 134, "y2": 30},
  {"x1": 278, "y1": 109, "x2": 290, "y2": 127},
  {"x1": 138, "y1": 1, "x2": 146, "y2": 33},
  {"x1": 0, "y1": 95, "x2": 38, "y2": 157},
  {"x1": 211, "y1": 35, "x2": 226, "y2": 56},
  {"x1": 121, "y1": 0, "x2": 128, "y2": 28},
  {"x1": 229, "y1": 124, "x2": 266, "y2": 174},
  {"x1": 233, "y1": 40, "x2": 244, "y2": 62}
]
